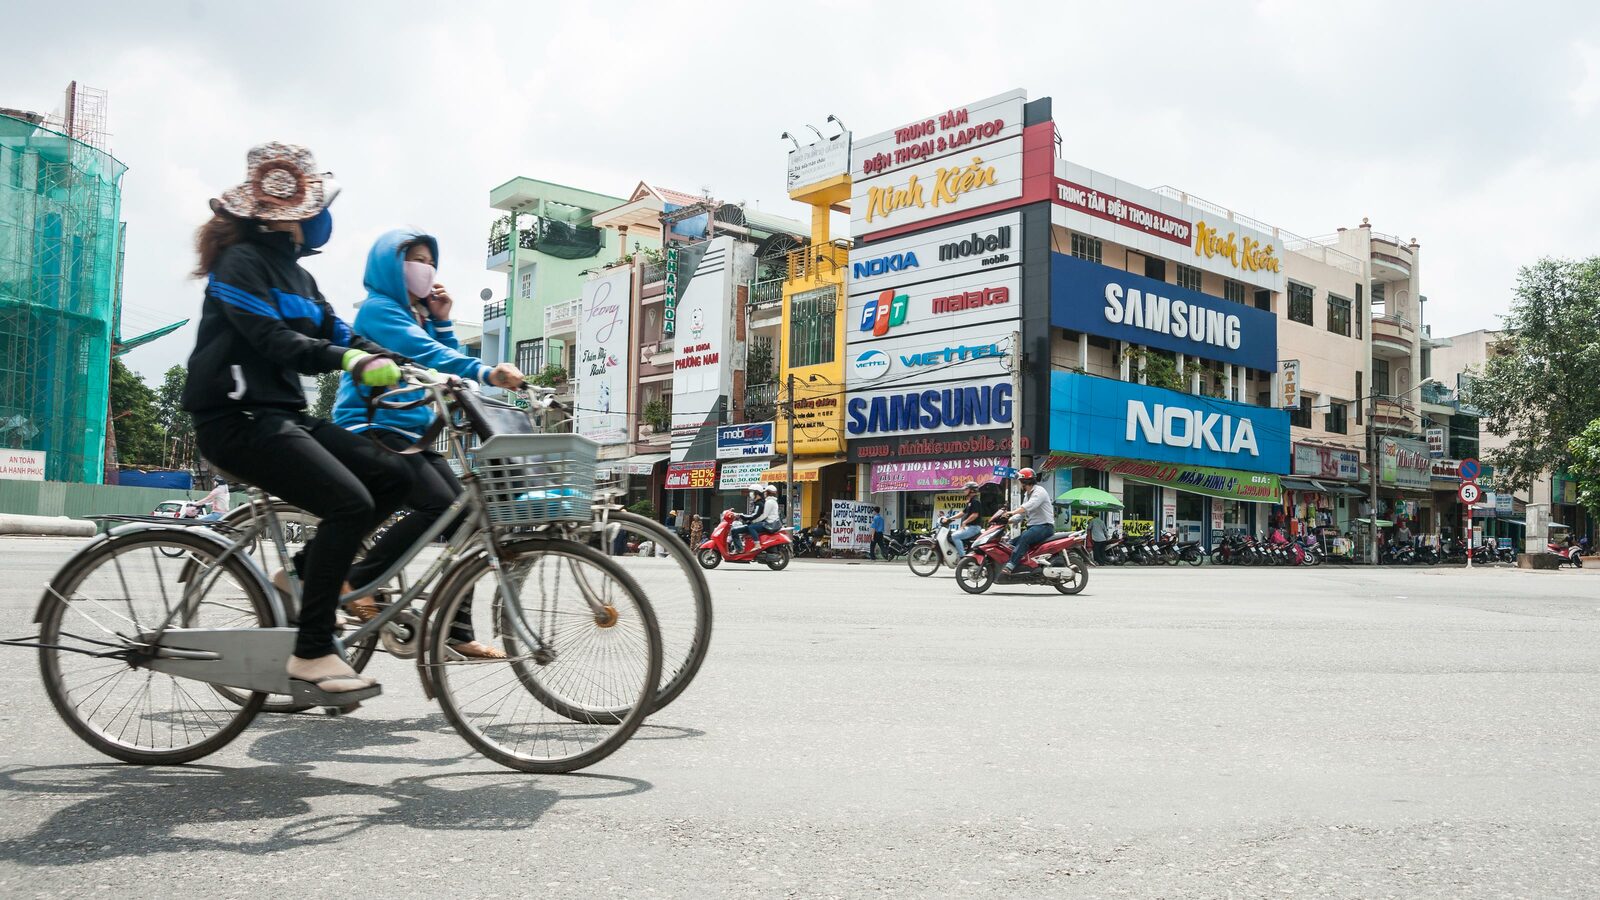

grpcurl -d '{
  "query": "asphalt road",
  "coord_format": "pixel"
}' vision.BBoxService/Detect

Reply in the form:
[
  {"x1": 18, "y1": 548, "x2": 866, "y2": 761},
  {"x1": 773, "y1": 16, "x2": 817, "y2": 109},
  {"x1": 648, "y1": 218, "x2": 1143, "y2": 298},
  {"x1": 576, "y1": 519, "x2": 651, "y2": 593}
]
[{"x1": 1, "y1": 536, "x2": 1597, "y2": 898}]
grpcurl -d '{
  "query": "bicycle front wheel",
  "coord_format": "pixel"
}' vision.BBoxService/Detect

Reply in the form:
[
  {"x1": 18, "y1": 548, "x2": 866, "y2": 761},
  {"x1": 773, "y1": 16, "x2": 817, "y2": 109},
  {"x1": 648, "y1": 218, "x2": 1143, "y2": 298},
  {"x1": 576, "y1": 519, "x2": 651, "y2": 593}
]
[
  {"x1": 39, "y1": 529, "x2": 272, "y2": 765},
  {"x1": 427, "y1": 538, "x2": 661, "y2": 773},
  {"x1": 587, "y1": 510, "x2": 713, "y2": 715}
]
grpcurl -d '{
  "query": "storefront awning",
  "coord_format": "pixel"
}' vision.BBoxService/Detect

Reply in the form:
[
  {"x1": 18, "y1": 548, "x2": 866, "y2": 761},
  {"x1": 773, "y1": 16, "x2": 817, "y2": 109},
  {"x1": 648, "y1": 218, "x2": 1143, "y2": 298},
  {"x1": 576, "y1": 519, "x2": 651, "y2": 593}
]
[
  {"x1": 1323, "y1": 482, "x2": 1367, "y2": 497},
  {"x1": 624, "y1": 453, "x2": 669, "y2": 476},
  {"x1": 1280, "y1": 477, "x2": 1324, "y2": 493},
  {"x1": 760, "y1": 457, "x2": 847, "y2": 483}
]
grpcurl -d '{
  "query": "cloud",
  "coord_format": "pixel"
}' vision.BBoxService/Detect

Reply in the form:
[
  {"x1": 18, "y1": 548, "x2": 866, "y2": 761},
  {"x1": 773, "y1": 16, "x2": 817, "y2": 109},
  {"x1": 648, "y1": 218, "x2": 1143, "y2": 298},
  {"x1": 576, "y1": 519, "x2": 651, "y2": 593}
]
[{"x1": 3, "y1": 0, "x2": 1597, "y2": 379}]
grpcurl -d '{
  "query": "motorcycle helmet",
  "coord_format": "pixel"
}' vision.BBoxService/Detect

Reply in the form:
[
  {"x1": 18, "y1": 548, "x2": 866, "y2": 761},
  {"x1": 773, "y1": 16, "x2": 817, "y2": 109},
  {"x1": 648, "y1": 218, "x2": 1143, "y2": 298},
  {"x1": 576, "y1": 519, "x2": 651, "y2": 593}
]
[
  {"x1": 764, "y1": 484, "x2": 778, "y2": 494},
  {"x1": 1017, "y1": 467, "x2": 1037, "y2": 483},
  {"x1": 963, "y1": 481, "x2": 979, "y2": 493}
]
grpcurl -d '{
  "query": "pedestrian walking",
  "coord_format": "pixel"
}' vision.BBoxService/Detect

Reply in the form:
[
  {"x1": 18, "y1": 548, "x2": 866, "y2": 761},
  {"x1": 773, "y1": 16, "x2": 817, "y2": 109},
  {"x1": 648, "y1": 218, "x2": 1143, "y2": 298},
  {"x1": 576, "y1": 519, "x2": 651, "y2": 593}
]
[
  {"x1": 869, "y1": 510, "x2": 889, "y2": 560},
  {"x1": 1089, "y1": 514, "x2": 1109, "y2": 566}
]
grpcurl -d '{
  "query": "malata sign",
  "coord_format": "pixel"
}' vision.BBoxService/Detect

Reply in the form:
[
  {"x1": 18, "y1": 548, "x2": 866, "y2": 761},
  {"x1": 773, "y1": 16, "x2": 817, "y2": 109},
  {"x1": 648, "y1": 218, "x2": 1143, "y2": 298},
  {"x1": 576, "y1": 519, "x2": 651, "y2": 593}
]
[
  {"x1": 1049, "y1": 371, "x2": 1289, "y2": 474},
  {"x1": 1050, "y1": 252, "x2": 1277, "y2": 371}
]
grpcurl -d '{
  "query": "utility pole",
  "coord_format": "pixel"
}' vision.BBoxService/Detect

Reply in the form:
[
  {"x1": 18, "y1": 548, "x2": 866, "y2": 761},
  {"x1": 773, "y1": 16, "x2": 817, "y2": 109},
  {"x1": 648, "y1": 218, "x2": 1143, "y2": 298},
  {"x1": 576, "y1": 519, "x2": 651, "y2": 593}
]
[
  {"x1": 1010, "y1": 330, "x2": 1023, "y2": 509},
  {"x1": 785, "y1": 372, "x2": 796, "y2": 527},
  {"x1": 1368, "y1": 397, "x2": 1380, "y2": 565}
]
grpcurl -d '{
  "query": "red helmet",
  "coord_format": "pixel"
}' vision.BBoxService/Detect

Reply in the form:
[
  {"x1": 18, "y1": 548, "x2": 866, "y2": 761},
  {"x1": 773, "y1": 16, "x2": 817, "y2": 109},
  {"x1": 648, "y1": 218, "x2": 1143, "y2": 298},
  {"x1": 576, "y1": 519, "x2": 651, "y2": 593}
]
[{"x1": 1018, "y1": 467, "x2": 1037, "y2": 482}]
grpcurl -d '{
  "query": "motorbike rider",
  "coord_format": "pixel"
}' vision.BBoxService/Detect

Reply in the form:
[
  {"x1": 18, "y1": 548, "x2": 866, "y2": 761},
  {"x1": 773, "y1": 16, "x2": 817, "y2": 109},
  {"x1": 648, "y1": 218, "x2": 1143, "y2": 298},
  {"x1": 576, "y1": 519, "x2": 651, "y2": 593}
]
[
  {"x1": 182, "y1": 142, "x2": 409, "y2": 697},
  {"x1": 951, "y1": 481, "x2": 984, "y2": 558},
  {"x1": 729, "y1": 483, "x2": 766, "y2": 553},
  {"x1": 998, "y1": 468, "x2": 1054, "y2": 577}
]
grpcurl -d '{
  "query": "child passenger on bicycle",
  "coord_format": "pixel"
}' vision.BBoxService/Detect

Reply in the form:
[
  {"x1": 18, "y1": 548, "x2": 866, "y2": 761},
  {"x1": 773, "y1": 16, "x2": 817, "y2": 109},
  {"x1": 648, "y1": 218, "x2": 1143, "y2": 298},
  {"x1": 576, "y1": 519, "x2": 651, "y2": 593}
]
[
  {"x1": 331, "y1": 228, "x2": 524, "y2": 659},
  {"x1": 182, "y1": 143, "x2": 410, "y2": 698}
]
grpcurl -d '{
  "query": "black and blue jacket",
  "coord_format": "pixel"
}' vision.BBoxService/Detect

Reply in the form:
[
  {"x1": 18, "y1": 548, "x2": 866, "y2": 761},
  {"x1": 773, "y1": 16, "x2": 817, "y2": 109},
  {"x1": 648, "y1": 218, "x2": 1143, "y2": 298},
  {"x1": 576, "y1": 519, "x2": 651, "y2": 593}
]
[{"x1": 181, "y1": 229, "x2": 382, "y2": 423}]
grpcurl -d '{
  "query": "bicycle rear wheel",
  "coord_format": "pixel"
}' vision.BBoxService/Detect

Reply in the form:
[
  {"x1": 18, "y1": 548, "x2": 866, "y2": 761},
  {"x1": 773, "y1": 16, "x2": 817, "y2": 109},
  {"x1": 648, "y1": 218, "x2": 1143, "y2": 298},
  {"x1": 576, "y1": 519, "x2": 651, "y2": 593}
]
[
  {"x1": 586, "y1": 510, "x2": 712, "y2": 714},
  {"x1": 427, "y1": 538, "x2": 661, "y2": 773},
  {"x1": 38, "y1": 529, "x2": 272, "y2": 765}
]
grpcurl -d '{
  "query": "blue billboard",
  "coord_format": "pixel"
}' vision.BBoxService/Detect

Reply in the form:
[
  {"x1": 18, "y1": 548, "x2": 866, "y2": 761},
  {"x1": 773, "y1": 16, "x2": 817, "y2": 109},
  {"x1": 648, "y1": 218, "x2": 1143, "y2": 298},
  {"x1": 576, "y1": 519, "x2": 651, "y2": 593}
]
[
  {"x1": 1050, "y1": 253, "x2": 1278, "y2": 371},
  {"x1": 1049, "y1": 371, "x2": 1289, "y2": 474}
]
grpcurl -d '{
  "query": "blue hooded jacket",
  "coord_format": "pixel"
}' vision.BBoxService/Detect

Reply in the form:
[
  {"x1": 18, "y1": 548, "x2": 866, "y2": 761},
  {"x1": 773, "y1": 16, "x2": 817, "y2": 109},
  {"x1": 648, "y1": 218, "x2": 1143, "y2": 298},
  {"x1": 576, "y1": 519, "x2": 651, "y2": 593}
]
[{"x1": 332, "y1": 229, "x2": 491, "y2": 440}]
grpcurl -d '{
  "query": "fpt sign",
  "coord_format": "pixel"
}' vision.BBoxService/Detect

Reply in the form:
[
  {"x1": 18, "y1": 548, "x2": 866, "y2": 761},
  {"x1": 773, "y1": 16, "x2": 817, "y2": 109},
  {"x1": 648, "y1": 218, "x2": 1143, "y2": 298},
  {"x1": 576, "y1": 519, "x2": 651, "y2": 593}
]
[{"x1": 1049, "y1": 371, "x2": 1289, "y2": 474}]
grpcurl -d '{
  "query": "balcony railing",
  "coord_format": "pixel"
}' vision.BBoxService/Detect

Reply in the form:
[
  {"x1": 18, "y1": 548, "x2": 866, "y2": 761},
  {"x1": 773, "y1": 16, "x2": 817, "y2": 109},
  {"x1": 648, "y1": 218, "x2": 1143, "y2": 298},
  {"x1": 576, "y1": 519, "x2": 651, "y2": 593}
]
[
  {"x1": 639, "y1": 256, "x2": 668, "y2": 284},
  {"x1": 483, "y1": 300, "x2": 506, "y2": 321},
  {"x1": 749, "y1": 278, "x2": 785, "y2": 309},
  {"x1": 487, "y1": 217, "x2": 604, "y2": 260},
  {"x1": 744, "y1": 382, "x2": 778, "y2": 423}
]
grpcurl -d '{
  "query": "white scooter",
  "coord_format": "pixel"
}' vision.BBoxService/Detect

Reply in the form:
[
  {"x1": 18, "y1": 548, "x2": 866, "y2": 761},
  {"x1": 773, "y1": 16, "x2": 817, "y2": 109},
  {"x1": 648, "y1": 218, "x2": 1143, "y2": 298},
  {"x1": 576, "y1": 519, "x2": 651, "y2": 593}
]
[{"x1": 907, "y1": 512, "x2": 965, "y2": 576}]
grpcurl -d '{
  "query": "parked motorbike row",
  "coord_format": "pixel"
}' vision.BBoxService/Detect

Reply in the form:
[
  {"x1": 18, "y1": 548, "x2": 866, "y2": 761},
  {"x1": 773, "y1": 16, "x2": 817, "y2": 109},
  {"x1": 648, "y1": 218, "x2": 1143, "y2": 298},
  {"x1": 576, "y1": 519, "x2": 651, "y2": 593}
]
[
  {"x1": 1099, "y1": 530, "x2": 1208, "y2": 566},
  {"x1": 1209, "y1": 532, "x2": 1324, "y2": 567}
]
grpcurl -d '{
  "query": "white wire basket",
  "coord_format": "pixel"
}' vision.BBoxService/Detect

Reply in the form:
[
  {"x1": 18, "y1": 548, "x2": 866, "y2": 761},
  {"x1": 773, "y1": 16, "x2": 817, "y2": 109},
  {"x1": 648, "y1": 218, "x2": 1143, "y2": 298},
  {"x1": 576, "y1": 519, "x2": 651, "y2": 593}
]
[{"x1": 472, "y1": 433, "x2": 599, "y2": 527}]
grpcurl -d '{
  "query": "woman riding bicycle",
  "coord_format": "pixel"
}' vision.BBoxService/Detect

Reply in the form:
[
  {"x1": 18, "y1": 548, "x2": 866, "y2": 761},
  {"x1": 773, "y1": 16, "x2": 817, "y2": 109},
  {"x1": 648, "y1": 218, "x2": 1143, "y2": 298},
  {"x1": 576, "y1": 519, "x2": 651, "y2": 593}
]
[
  {"x1": 181, "y1": 143, "x2": 410, "y2": 698},
  {"x1": 331, "y1": 228, "x2": 524, "y2": 659}
]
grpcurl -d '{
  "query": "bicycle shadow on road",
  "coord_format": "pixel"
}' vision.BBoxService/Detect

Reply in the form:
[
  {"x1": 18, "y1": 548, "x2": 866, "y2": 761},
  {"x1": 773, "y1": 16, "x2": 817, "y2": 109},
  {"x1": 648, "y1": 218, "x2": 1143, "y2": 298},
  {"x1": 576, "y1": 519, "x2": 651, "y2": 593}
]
[
  {"x1": 0, "y1": 762, "x2": 651, "y2": 866},
  {"x1": 238, "y1": 713, "x2": 705, "y2": 767}
]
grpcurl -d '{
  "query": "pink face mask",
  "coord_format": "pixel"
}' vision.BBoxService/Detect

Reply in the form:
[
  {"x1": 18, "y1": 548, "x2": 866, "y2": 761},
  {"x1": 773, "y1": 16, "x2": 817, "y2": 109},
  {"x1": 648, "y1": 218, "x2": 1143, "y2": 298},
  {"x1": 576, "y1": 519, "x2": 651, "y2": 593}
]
[{"x1": 403, "y1": 260, "x2": 436, "y2": 300}]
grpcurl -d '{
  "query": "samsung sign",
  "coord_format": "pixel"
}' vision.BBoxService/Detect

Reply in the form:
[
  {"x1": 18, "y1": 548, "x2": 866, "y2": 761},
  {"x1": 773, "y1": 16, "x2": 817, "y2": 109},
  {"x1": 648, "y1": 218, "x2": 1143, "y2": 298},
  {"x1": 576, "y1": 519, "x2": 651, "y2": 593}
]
[
  {"x1": 1049, "y1": 371, "x2": 1288, "y2": 474},
  {"x1": 1050, "y1": 252, "x2": 1277, "y2": 371},
  {"x1": 847, "y1": 381, "x2": 1013, "y2": 437}
]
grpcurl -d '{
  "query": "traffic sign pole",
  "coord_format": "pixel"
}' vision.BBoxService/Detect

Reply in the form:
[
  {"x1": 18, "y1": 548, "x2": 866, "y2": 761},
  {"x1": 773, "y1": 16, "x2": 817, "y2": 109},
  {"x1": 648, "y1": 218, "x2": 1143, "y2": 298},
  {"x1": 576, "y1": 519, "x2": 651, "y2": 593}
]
[{"x1": 1457, "y1": 479, "x2": 1482, "y2": 568}]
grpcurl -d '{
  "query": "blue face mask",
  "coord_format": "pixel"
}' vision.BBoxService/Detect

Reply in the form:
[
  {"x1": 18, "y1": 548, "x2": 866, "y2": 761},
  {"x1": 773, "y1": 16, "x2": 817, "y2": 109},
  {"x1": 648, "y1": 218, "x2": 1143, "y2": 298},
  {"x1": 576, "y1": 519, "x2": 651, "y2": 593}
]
[{"x1": 301, "y1": 208, "x2": 333, "y2": 249}]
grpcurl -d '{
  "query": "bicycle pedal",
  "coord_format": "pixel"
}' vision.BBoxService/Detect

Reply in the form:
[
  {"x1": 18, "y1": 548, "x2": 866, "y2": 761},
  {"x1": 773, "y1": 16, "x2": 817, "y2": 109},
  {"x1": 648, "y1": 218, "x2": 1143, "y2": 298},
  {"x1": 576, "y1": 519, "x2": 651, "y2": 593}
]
[
  {"x1": 288, "y1": 680, "x2": 382, "y2": 708},
  {"x1": 322, "y1": 702, "x2": 361, "y2": 716}
]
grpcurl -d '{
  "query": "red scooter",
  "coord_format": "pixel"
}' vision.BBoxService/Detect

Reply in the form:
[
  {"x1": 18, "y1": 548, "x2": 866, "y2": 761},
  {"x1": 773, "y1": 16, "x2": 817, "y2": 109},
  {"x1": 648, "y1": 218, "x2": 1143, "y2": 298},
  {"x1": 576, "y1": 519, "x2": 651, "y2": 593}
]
[
  {"x1": 1547, "y1": 540, "x2": 1583, "y2": 568},
  {"x1": 954, "y1": 513, "x2": 1090, "y2": 595},
  {"x1": 697, "y1": 509, "x2": 794, "y2": 571}
]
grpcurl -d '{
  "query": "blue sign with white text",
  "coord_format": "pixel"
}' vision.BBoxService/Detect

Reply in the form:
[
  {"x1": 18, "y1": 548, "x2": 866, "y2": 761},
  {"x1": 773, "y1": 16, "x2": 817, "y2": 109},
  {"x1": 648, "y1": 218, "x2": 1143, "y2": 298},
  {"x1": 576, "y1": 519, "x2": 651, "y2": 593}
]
[
  {"x1": 1050, "y1": 253, "x2": 1278, "y2": 371},
  {"x1": 716, "y1": 421, "x2": 775, "y2": 458},
  {"x1": 1049, "y1": 371, "x2": 1289, "y2": 474}
]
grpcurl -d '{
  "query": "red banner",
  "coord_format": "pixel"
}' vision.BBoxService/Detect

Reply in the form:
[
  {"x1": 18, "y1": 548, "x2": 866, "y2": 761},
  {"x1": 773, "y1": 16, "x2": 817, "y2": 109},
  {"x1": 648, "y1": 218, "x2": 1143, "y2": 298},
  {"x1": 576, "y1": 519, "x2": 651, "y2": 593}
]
[{"x1": 665, "y1": 460, "x2": 717, "y2": 491}]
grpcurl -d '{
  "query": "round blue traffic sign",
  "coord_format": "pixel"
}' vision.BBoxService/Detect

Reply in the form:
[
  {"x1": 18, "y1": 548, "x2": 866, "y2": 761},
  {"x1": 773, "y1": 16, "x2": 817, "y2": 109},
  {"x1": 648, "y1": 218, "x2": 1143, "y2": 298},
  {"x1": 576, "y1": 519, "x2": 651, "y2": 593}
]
[{"x1": 1460, "y1": 458, "x2": 1481, "y2": 481}]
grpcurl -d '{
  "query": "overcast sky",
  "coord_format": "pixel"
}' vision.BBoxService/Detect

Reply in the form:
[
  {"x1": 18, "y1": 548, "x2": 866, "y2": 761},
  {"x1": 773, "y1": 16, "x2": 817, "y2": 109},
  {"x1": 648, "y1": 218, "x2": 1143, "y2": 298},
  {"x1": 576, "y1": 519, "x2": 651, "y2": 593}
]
[{"x1": 9, "y1": 1, "x2": 1600, "y2": 381}]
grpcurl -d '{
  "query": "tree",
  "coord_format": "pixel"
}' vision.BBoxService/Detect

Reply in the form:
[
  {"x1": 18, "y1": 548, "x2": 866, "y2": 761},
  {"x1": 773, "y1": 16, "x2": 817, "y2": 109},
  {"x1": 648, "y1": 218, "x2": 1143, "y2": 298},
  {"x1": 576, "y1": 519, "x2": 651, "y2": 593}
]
[
  {"x1": 109, "y1": 359, "x2": 164, "y2": 468},
  {"x1": 1462, "y1": 257, "x2": 1600, "y2": 492},
  {"x1": 311, "y1": 371, "x2": 342, "y2": 420},
  {"x1": 1568, "y1": 418, "x2": 1600, "y2": 519},
  {"x1": 155, "y1": 365, "x2": 195, "y2": 469}
]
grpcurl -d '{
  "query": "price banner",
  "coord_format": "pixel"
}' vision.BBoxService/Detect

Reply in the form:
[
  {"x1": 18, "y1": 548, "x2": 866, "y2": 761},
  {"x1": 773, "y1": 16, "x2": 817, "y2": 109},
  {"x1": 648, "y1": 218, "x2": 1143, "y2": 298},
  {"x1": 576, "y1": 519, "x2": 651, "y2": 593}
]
[{"x1": 665, "y1": 460, "x2": 717, "y2": 490}]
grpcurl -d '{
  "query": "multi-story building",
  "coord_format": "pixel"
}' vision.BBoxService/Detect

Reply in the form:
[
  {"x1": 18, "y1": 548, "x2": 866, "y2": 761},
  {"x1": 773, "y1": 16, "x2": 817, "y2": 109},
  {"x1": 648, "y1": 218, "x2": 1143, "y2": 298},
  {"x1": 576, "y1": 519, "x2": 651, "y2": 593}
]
[
  {"x1": 764, "y1": 126, "x2": 853, "y2": 527},
  {"x1": 1430, "y1": 329, "x2": 1576, "y2": 549},
  {"x1": 483, "y1": 179, "x2": 623, "y2": 377}
]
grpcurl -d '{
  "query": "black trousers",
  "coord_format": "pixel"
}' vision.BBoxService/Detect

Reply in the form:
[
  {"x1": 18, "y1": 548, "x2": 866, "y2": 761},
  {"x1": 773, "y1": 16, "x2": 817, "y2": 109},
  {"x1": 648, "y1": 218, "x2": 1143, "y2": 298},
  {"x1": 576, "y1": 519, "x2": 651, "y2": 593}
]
[
  {"x1": 345, "y1": 431, "x2": 476, "y2": 643},
  {"x1": 196, "y1": 410, "x2": 409, "y2": 659}
]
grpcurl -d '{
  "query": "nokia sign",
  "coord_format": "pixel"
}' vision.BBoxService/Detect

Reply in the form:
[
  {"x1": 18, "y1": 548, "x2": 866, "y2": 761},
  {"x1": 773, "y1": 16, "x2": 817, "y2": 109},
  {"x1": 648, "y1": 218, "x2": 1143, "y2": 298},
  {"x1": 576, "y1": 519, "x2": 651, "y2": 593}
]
[
  {"x1": 852, "y1": 252, "x2": 920, "y2": 280},
  {"x1": 1126, "y1": 400, "x2": 1259, "y2": 457},
  {"x1": 847, "y1": 382, "x2": 1014, "y2": 436},
  {"x1": 1049, "y1": 371, "x2": 1289, "y2": 474},
  {"x1": 938, "y1": 225, "x2": 1012, "y2": 265}
]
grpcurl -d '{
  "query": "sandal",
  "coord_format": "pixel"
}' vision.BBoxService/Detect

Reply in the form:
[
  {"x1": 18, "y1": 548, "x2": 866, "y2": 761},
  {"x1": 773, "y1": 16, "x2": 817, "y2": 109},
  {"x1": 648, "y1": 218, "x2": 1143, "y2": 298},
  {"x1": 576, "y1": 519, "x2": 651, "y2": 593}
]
[
  {"x1": 343, "y1": 596, "x2": 382, "y2": 623},
  {"x1": 447, "y1": 640, "x2": 508, "y2": 660}
]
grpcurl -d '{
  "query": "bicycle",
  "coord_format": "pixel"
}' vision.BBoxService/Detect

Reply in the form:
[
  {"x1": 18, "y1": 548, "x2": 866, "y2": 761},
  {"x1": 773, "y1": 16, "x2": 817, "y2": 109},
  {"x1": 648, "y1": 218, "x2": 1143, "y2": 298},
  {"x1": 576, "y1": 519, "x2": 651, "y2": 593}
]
[
  {"x1": 210, "y1": 417, "x2": 712, "y2": 719},
  {"x1": 17, "y1": 367, "x2": 663, "y2": 774}
]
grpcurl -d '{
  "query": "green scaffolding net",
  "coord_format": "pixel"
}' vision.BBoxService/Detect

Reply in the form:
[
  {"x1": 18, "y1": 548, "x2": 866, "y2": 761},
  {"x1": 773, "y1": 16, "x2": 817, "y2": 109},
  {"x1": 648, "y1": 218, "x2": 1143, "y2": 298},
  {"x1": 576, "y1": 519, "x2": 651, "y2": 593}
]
[{"x1": 0, "y1": 112, "x2": 125, "y2": 483}]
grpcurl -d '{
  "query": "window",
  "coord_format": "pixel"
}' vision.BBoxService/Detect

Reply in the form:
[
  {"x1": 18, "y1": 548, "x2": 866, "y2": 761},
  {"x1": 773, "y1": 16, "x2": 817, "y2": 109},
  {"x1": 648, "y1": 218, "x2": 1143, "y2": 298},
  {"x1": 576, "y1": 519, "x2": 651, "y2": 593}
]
[
  {"x1": 1143, "y1": 257, "x2": 1166, "y2": 281},
  {"x1": 1327, "y1": 294, "x2": 1352, "y2": 336},
  {"x1": 1070, "y1": 233, "x2": 1102, "y2": 263},
  {"x1": 1325, "y1": 401, "x2": 1349, "y2": 434},
  {"x1": 1370, "y1": 282, "x2": 1385, "y2": 304},
  {"x1": 1373, "y1": 358, "x2": 1390, "y2": 396},
  {"x1": 1288, "y1": 282, "x2": 1314, "y2": 325},
  {"x1": 1254, "y1": 289, "x2": 1272, "y2": 312},
  {"x1": 516, "y1": 338, "x2": 544, "y2": 375},
  {"x1": 519, "y1": 270, "x2": 533, "y2": 301},
  {"x1": 1224, "y1": 279, "x2": 1245, "y2": 304},
  {"x1": 788, "y1": 285, "x2": 837, "y2": 368},
  {"x1": 1355, "y1": 372, "x2": 1363, "y2": 424},
  {"x1": 1177, "y1": 264, "x2": 1202, "y2": 292},
  {"x1": 1290, "y1": 402, "x2": 1313, "y2": 429}
]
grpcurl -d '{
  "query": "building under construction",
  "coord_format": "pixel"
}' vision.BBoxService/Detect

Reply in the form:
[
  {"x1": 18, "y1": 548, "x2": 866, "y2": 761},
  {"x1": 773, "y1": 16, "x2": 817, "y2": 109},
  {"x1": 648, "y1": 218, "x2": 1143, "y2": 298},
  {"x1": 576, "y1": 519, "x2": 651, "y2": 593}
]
[{"x1": 0, "y1": 84, "x2": 125, "y2": 483}]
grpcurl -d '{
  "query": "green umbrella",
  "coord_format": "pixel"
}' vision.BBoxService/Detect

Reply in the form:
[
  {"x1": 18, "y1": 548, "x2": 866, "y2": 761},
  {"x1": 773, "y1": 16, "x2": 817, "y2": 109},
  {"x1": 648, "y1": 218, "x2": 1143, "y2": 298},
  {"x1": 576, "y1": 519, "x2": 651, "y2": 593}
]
[{"x1": 1056, "y1": 487, "x2": 1124, "y2": 509}]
